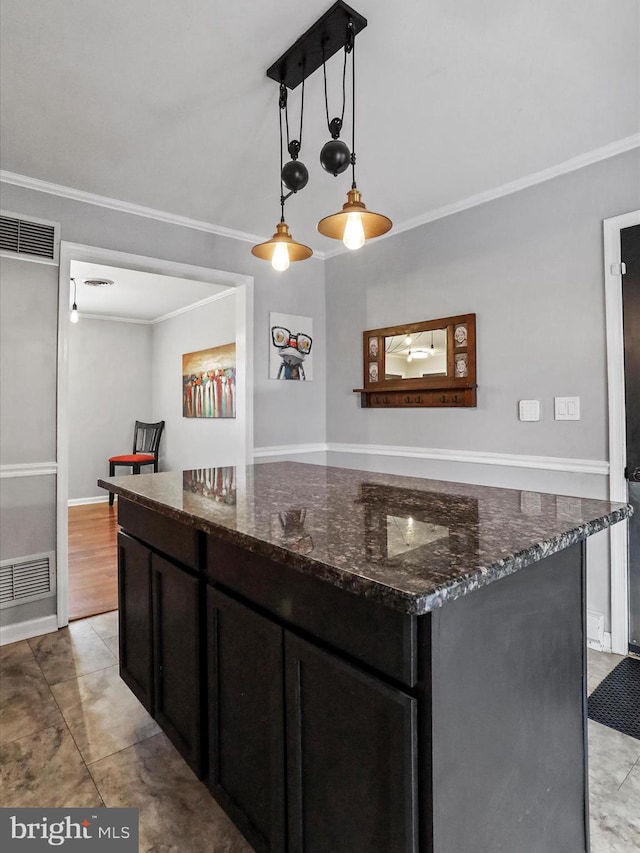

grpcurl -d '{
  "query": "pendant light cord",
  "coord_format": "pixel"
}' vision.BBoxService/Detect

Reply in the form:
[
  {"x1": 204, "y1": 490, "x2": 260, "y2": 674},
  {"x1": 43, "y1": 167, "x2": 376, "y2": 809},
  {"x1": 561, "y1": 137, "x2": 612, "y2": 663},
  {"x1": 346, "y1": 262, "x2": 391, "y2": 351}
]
[
  {"x1": 350, "y1": 21, "x2": 356, "y2": 189},
  {"x1": 283, "y1": 75, "x2": 305, "y2": 152},
  {"x1": 322, "y1": 38, "x2": 348, "y2": 137},
  {"x1": 279, "y1": 77, "x2": 306, "y2": 221},
  {"x1": 279, "y1": 85, "x2": 286, "y2": 221}
]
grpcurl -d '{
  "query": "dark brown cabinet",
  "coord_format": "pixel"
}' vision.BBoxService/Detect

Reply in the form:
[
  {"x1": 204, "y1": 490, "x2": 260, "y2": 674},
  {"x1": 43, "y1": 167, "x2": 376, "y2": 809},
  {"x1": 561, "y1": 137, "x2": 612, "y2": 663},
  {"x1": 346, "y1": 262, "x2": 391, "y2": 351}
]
[
  {"x1": 118, "y1": 532, "x2": 153, "y2": 713},
  {"x1": 205, "y1": 586, "x2": 418, "y2": 853},
  {"x1": 207, "y1": 587, "x2": 286, "y2": 853},
  {"x1": 117, "y1": 526, "x2": 203, "y2": 778},
  {"x1": 152, "y1": 553, "x2": 203, "y2": 776},
  {"x1": 114, "y1": 493, "x2": 590, "y2": 853},
  {"x1": 285, "y1": 632, "x2": 418, "y2": 853}
]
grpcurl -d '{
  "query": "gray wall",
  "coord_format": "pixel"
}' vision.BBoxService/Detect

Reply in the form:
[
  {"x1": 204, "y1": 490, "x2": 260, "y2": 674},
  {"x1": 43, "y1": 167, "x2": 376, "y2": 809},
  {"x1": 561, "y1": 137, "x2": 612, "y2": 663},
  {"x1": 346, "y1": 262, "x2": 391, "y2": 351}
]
[
  {"x1": 0, "y1": 257, "x2": 58, "y2": 464},
  {"x1": 1, "y1": 151, "x2": 636, "y2": 635},
  {"x1": 0, "y1": 181, "x2": 327, "y2": 451},
  {"x1": 324, "y1": 150, "x2": 640, "y2": 632},
  {"x1": 152, "y1": 292, "x2": 242, "y2": 471},
  {"x1": 325, "y1": 150, "x2": 639, "y2": 460},
  {"x1": 68, "y1": 318, "x2": 153, "y2": 501},
  {"x1": 0, "y1": 180, "x2": 326, "y2": 630},
  {"x1": 0, "y1": 256, "x2": 58, "y2": 627}
]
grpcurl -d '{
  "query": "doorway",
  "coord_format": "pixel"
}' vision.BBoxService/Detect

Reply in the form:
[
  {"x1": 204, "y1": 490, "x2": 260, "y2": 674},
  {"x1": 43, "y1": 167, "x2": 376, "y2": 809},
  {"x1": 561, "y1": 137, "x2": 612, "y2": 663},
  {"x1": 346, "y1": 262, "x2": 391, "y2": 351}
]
[
  {"x1": 621, "y1": 224, "x2": 640, "y2": 654},
  {"x1": 57, "y1": 242, "x2": 254, "y2": 626},
  {"x1": 605, "y1": 210, "x2": 640, "y2": 655}
]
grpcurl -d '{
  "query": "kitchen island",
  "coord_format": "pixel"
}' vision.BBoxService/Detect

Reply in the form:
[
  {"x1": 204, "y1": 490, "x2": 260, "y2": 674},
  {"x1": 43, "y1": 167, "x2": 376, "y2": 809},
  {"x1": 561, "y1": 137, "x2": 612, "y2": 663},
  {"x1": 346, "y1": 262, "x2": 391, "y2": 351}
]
[{"x1": 99, "y1": 461, "x2": 631, "y2": 853}]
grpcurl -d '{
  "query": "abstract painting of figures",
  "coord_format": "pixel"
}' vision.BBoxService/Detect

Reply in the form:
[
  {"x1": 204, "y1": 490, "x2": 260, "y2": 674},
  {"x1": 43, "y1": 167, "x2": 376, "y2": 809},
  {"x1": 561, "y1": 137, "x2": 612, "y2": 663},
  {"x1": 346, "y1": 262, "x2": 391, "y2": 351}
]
[{"x1": 182, "y1": 343, "x2": 236, "y2": 418}]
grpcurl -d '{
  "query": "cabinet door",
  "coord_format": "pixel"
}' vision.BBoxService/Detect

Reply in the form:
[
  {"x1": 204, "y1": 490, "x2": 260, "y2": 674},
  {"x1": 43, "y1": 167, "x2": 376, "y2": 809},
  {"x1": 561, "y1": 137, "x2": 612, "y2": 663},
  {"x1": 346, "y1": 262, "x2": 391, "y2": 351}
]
[
  {"x1": 285, "y1": 632, "x2": 419, "y2": 853},
  {"x1": 151, "y1": 554, "x2": 203, "y2": 777},
  {"x1": 118, "y1": 532, "x2": 153, "y2": 713},
  {"x1": 207, "y1": 587, "x2": 285, "y2": 853}
]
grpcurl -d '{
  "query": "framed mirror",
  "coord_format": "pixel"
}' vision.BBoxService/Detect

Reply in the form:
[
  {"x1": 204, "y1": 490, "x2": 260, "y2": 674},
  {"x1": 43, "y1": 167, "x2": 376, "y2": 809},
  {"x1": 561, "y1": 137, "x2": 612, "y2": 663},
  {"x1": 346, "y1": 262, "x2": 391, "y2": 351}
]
[
  {"x1": 383, "y1": 328, "x2": 448, "y2": 379},
  {"x1": 357, "y1": 313, "x2": 476, "y2": 408}
]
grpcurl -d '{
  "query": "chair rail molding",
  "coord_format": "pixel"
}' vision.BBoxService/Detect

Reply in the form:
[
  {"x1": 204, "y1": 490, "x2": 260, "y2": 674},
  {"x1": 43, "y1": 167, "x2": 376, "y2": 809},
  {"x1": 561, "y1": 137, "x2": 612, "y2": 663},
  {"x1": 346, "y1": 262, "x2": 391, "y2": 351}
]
[
  {"x1": 253, "y1": 442, "x2": 609, "y2": 476},
  {"x1": 0, "y1": 462, "x2": 57, "y2": 478}
]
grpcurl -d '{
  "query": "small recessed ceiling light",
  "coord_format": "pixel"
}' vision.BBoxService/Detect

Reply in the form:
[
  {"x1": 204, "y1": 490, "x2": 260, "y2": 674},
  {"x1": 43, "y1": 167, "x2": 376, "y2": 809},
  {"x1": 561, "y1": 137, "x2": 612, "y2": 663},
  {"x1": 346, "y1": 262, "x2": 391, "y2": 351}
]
[{"x1": 83, "y1": 278, "x2": 114, "y2": 287}]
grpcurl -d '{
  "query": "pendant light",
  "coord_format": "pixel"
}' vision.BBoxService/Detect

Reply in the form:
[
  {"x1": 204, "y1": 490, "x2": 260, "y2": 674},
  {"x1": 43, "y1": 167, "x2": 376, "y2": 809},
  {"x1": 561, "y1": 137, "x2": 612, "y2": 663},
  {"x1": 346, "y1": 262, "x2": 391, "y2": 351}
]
[
  {"x1": 70, "y1": 277, "x2": 79, "y2": 324},
  {"x1": 317, "y1": 18, "x2": 392, "y2": 250},
  {"x1": 252, "y1": 83, "x2": 312, "y2": 270}
]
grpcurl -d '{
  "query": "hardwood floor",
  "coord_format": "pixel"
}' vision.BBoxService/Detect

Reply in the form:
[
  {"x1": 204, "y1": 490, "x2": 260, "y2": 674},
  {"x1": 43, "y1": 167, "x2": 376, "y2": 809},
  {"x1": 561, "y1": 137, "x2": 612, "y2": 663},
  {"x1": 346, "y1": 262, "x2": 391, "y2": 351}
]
[{"x1": 68, "y1": 502, "x2": 119, "y2": 621}]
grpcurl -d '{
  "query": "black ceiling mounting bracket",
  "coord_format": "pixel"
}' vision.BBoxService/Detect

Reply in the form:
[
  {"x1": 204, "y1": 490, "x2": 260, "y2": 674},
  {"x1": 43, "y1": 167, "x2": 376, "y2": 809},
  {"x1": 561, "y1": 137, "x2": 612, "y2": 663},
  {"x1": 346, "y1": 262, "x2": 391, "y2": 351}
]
[{"x1": 266, "y1": 1, "x2": 367, "y2": 90}]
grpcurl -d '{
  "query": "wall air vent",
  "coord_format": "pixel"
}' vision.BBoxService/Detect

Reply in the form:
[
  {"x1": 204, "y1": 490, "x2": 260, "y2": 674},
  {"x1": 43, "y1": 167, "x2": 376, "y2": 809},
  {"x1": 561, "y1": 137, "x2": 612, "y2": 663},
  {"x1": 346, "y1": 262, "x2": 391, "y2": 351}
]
[
  {"x1": 0, "y1": 212, "x2": 59, "y2": 262},
  {"x1": 0, "y1": 552, "x2": 56, "y2": 609}
]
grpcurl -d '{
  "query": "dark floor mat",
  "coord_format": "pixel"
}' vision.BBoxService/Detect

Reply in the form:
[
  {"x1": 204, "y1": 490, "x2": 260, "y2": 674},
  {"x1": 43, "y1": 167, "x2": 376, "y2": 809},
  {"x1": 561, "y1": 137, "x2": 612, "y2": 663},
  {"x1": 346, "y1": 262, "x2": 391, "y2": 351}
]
[{"x1": 588, "y1": 657, "x2": 640, "y2": 740}]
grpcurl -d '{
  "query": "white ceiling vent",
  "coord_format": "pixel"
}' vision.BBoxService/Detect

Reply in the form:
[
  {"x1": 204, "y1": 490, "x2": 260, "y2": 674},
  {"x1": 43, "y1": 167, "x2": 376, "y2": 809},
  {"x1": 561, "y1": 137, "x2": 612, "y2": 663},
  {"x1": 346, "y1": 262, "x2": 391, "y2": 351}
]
[
  {"x1": 0, "y1": 212, "x2": 59, "y2": 262},
  {"x1": 0, "y1": 552, "x2": 56, "y2": 609}
]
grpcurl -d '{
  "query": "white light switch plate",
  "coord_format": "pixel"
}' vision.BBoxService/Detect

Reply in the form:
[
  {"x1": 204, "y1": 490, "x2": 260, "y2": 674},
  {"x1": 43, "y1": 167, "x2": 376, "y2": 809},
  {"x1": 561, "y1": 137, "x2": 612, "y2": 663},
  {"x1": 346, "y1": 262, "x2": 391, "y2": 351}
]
[
  {"x1": 555, "y1": 396, "x2": 580, "y2": 420},
  {"x1": 519, "y1": 400, "x2": 540, "y2": 421}
]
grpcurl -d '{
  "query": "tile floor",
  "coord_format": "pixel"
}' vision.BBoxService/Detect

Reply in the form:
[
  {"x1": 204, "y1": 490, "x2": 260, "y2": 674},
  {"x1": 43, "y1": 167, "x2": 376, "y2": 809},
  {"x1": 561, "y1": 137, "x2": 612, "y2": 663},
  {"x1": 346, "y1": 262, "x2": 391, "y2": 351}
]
[{"x1": 1, "y1": 616, "x2": 639, "y2": 852}]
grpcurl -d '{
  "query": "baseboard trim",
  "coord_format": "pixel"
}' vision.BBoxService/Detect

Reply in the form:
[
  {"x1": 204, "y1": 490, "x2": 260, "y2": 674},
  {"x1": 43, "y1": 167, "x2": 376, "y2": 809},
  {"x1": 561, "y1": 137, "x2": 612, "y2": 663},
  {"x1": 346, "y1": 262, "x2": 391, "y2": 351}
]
[
  {"x1": 587, "y1": 632, "x2": 612, "y2": 654},
  {"x1": 253, "y1": 443, "x2": 328, "y2": 458},
  {"x1": 0, "y1": 615, "x2": 58, "y2": 646},
  {"x1": 68, "y1": 496, "x2": 110, "y2": 507}
]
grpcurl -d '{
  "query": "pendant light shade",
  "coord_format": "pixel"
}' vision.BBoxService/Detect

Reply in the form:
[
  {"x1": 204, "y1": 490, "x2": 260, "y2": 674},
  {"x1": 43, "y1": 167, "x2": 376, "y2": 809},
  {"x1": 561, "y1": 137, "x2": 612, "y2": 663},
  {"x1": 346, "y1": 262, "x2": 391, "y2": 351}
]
[
  {"x1": 251, "y1": 221, "x2": 313, "y2": 271},
  {"x1": 317, "y1": 188, "x2": 392, "y2": 248}
]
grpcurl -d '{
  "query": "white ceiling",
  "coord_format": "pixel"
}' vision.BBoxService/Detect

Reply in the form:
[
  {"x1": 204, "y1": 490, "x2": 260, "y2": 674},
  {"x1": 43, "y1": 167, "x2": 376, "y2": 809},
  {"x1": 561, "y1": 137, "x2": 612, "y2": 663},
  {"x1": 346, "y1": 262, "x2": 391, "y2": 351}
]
[
  {"x1": 1, "y1": 1, "x2": 639, "y2": 255},
  {"x1": 70, "y1": 261, "x2": 231, "y2": 322}
]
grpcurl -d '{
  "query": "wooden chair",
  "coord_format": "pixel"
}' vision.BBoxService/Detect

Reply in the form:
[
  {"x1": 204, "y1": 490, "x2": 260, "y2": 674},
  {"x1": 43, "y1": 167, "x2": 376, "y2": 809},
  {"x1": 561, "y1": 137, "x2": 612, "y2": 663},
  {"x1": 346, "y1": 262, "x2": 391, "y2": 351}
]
[{"x1": 108, "y1": 420, "x2": 165, "y2": 505}]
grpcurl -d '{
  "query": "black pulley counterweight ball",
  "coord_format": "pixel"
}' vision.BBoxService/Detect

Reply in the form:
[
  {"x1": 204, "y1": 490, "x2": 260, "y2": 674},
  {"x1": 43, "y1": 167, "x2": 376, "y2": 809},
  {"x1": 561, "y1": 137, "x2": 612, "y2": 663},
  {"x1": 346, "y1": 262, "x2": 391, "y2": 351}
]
[
  {"x1": 281, "y1": 138, "x2": 309, "y2": 192},
  {"x1": 320, "y1": 139, "x2": 350, "y2": 176},
  {"x1": 281, "y1": 159, "x2": 309, "y2": 192}
]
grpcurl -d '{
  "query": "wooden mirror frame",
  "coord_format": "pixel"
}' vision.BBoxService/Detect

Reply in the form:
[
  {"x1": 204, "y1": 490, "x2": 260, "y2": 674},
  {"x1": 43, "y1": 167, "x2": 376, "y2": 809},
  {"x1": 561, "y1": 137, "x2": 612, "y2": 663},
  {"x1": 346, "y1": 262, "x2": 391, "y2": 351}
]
[{"x1": 355, "y1": 313, "x2": 477, "y2": 408}]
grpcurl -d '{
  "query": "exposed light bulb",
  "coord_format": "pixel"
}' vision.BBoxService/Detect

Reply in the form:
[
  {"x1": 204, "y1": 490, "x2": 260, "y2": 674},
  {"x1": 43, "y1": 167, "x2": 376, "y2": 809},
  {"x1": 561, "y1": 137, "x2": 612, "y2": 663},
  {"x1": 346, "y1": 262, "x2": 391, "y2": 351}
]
[
  {"x1": 70, "y1": 304, "x2": 79, "y2": 324},
  {"x1": 271, "y1": 242, "x2": 290, "y2": 272},
  {"x1": 405, "y1": 336, "x2": 412, "y2": 345},
  {"x1": 407, "y1": 350, "x2": 412, "y2": 363},
  {"x1": 343, "y1": 212, "x2": 365, "y2": 250}
]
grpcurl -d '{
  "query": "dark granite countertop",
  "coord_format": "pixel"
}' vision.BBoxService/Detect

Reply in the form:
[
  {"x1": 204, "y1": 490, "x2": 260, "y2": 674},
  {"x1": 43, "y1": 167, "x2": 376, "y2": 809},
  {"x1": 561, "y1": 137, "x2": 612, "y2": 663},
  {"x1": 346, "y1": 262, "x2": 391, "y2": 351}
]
[{"x1": 98, "y1": 461, "x2": 631, "y2": 615}]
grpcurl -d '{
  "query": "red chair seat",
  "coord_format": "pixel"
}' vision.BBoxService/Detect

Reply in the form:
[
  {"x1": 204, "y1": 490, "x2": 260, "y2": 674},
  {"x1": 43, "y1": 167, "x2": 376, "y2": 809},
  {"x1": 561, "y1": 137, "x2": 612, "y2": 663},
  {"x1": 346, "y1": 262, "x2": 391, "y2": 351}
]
[
  {"x1": 108, "y1": 420, "x2": 164, "y2": 506},
  {"x1": 109, "y1": 453, "x2": 155, "y2": 464}
]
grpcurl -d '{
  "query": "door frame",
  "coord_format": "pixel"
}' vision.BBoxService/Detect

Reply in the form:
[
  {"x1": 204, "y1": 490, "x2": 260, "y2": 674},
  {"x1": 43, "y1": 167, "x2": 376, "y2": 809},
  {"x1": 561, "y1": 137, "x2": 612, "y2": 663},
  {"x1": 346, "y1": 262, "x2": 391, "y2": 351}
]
[
  {"x1": 56, "y1": 241, "x2": 254, "y2": 627},
  {"x1": 604, "y1": 209, "x2": 640, "y2": 655}
]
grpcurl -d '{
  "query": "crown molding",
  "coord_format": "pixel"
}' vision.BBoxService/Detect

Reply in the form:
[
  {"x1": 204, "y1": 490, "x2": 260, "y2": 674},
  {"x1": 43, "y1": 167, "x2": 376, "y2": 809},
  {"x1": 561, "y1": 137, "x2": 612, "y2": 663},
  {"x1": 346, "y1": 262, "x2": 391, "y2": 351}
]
[
  {"x1": 322, "y1": 133, "x2": 640, "y2": 259},
  {"x1": 75, "y1": 313, "x2": 151, "y2": 325},
  {"x1": 74, "y1": 287, "x2": 237, "y2": 326},
  {"x1": 153, "y1": 287, "x2": 236, "y2": 324},
  {"x1": 4, "y1": 132, "x2": 637, "y2": 263},
  {"x1": 0, "y1": 169, "x2": 273, "y2": 248}
]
